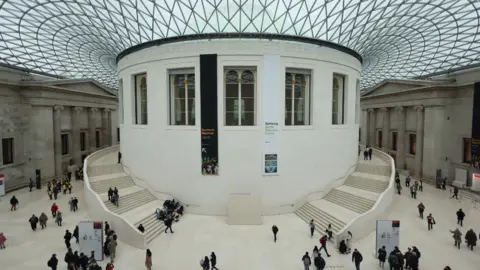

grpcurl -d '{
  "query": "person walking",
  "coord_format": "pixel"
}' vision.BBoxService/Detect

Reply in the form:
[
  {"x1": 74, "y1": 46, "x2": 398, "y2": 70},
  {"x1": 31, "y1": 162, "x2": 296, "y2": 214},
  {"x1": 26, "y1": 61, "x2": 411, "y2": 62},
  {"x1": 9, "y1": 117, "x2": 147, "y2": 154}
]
[
  {"x1": 107, "y1": 237, "x2": 117, "y2": 263},
  {"x1": 145, "y1": 249, "x2": 152, "y2": 270},
  {"x1": 368, "y1": 146, "x2": 373, "y2": 160},
  {"x1": 0, "y1": 232, "x2": 6, "y2": 249},
  {"x1": 29, "y1": 214, "x2": 39, "y2": 231},
  {"x1": 64, "y1": 230, "x2": 72, "y2": 249},
  {"x1": 309, "y1": 220, "x2": 315, "y2": 238},
  {"x1": 456, "y1": 208, "x2": 465, "y2": 226},
  {"x1": 302, "y1": 252, "x2": 311, "y2": 270},
  {"x1": 450, "y1": 228, "x2": 462, "y2": 249},
  {"x1": 56, "y1": 211, "x2": 63, "y2": 226},
  {"x1": 319, "y1": 235, "x2": 331, "y2": 257},
  {"x1": 29, "y1": 178, "x2": 34, "y2": 192},
  {"x1": 427, "y1": 213, "x2": 436, "y2": 230},
  {"x1": 272, "y1": 225, "x2": 279, "y2": 242},
  {"x1": 452, "y1": 187, "x2": 459, "y2": 199},
  {"x1": 210, "y1": 252, "x2": 218, "y2": 270},
  {"x1": 73, "y1": 225, "x2": 79, "y2": 244},
  {"x1": 201, "y1": 256, "x2": 210, "y2": 270},
  {"x1": 118, "y1": 152, "x2": 122, "y2": 164},
  {"x1": 47, "y1": 254, "x2": 58, "y2": 270},
  {"x1": 51, "y1": 203, "x2": 59, "y2": 218},
  {"x1": 39, "y1": 213, "x2": 48, "y2": 229},
  {"x1": 377, "y1": 246, "x2": 386, "y2": 268},
  {"x1": 405, "y1": 175, "x2": 411, "y2": 188},
  {"x1": 314, "y1": 253, "x2": 326, "y2": 270},
  {"x1": 351, "y1": 249, "x2": 363, "y2": 270},
  {"x1": 465, "y1": 229, "x2": 477, "y2": 251},
  {"x1": 10, "y1": 196, "x2": 18, "y2": 211},
  {"x1": 417, "y1": 203, "x2": 425, "y2": 219},
  {"x1": 164, "y1": 216, "x2": 174, "y2": 233}
]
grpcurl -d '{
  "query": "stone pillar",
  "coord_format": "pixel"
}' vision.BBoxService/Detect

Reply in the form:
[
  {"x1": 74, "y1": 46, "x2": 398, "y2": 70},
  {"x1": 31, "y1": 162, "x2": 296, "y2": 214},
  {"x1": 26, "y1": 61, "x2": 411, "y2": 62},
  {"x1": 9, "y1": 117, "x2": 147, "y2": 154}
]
[
  {"x1": 367, "y1": 108, "x2": 376, "y2": 147},
  {"x1": 395, "y1": 106, "x2": 406, "y2": 170},
  {"x1": 88, "y1": 107, "x2": 98, "y2": 152},
  {"x1": 101, "y1": 108, "x2": 110, "y2": 147},
  {"x1": 415, "y1": 106, "x2": 425, "y2": 178},
  {"x1": 53, "y1": 105, "x2": 64, "y2": 178},
  {"x1": 71, "y1": 107, "x2": 83, "y2": 165},
  {"x1": 381, "y1": 108, "x2": 390, "y2": 151}
]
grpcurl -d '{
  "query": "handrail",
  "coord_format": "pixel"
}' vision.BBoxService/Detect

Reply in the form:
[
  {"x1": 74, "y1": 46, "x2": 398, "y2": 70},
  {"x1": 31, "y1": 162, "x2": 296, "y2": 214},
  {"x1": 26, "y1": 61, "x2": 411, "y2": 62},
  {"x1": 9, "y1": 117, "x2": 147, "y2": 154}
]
[{"x1": 334, "y1": 145, "x2": 396, "y2": 247}]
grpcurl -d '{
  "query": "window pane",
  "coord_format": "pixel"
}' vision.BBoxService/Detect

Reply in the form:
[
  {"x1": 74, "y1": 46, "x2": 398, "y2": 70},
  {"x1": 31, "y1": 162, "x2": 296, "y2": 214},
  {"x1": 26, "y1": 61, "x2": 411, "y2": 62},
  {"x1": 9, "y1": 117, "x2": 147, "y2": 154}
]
[
  {"x1": 187, "y1": 98, "x2": 195, "y2": 126},
  {"x1": 409, "y1": 134, "x2": 416, "y2": 155},
  {"x1": 225, "y1": 98, "x2": 238, "y2": 112},
  {"x1": 463, "y1": 138, "x2": 471, "y2": 163},
  {"x1": 135, "y1": 74, "x2": 148, "y2": 125},
  {"x1": 242, "y1": 112, "x2": 255, "y2": 126},
  {"x1": 241, "y1": 70, "x2": 254, "y2": 84},
  {"x1": 285, "y1": 111, "x2": 292, "y2": 125},
  {"x1": 242, "y1": 97, "x2": 255, "y2": 111},
  {"x1": 286, "y1": 72, "x2": 311, "y2": 126},
  {"x1": 225, "y1": 112, "x2": 239, "y2": 126},
  {"x1": 225, "y1": 83, "x2": 238, "y2": 98},
  {"x1": 2, "y1": 138, "x2": 14, "y2": 164},
  {"x1": 61, "y1": 134, "x2": 69, "y2": 155}
]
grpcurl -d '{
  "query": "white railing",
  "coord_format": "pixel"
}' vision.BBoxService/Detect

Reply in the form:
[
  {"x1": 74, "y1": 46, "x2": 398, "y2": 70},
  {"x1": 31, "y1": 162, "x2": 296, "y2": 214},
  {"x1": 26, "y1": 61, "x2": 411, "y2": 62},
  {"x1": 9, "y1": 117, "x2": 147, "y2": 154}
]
[
  {"x1": 334, "y1": 146, "x2": 395, "y2": 247},
  {"x1": 83, "y1": 145, "x2": 146, "y2": 249}
]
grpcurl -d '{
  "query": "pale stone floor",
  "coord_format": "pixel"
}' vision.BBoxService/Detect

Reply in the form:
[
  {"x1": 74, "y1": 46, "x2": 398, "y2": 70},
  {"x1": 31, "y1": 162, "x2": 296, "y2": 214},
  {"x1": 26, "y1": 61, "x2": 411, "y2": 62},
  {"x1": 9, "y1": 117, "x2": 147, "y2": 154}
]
[{"x1": 1, "y1": 181, "x2": 480, "y2": 270}]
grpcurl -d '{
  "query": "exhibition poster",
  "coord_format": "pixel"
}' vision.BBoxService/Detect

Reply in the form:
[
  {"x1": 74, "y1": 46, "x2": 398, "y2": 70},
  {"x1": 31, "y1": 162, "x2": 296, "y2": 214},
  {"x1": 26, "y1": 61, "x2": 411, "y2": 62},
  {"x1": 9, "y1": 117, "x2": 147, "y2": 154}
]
[
  {"x1": 78, "y1": 221, "x2": 104, "y2": 261},
  {"x1": 0, "y1": 173, "x2": 5, "y2": 196},
  {"x1": 375, "y1": 220, "x2": 400, "y2": 256},
  {"x1": 263, "y1": 54, "x2": 281, "y2": 174}
]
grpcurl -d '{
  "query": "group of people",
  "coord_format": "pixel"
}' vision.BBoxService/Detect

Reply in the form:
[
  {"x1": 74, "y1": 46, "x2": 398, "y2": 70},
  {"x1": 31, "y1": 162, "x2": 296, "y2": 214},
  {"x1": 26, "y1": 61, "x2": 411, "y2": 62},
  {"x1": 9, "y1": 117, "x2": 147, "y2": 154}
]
[
  {"x1": 152, "y1": 199, "x2": 184, "y2": 233},
  {"x1": 395, "y1": 172, "x2": 423, "y2": 197},
  {"x1": 377, "y1": 246, "x2": 421, "y2": 270},
  {"x1": 362, "y1": 145, "x2": 373, "y2": 160},
  {"x1": 200, "y1": 252, "x2": 218, "y2": 270},
  {"x1": 75, "y1": 166, "x2": 84, "y2": 181},
  {"x1": 107, "y1": 187, "x2": 119, "y2": 207},
  {"x1": 47, "y1": 178, "x2": 74, "y2": 200},
  {"x1": 103, "y1": 223, "x2": 118, "y2": 264}
]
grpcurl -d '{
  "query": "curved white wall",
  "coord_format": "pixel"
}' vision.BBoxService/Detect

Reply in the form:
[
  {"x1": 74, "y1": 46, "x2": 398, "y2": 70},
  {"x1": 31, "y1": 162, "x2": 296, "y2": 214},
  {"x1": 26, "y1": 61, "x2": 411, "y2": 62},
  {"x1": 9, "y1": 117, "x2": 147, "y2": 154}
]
[{"x1": 117, "y1": 39, "x2": 362, "y2": 215}]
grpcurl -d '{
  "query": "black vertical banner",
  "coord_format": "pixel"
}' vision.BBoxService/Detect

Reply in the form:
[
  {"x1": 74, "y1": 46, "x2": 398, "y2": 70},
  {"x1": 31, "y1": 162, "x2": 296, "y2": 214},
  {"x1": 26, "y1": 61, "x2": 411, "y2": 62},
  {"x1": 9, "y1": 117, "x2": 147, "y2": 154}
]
[
  {"x1": 472, "y1": 82, "x2": 480, "y2": 165},
  {"x1": 200, "y1": 54, "x2": 219, "y2": 175}
]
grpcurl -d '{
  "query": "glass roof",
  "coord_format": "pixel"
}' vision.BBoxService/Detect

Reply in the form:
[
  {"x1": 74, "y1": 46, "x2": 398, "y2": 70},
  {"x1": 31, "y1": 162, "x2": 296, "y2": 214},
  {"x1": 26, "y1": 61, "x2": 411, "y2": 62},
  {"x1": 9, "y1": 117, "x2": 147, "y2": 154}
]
[{"x1": 0, "y1": 0, "x2": 479, "y2": 89}]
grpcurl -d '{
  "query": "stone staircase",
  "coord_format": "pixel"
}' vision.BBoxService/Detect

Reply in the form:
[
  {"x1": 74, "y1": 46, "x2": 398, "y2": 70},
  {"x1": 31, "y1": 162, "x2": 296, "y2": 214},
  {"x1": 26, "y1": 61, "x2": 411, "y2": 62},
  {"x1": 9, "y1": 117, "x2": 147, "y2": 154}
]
[
  {"x1": 295, "y1": 203, "x2": 346, "y2": 234},
  {"x1": 344, "y1": 173, "x2": 388, "y2": 193},
  {"x1": 135, "y1": 214, "x2": 167, "y2": 244},
  {"x1": 89, "y1": 175, "x2": 136, "y2": 194},
  {"x1": 88, "y1": 164, "x2": 123, "y2": 176},
  {"x1": 104, "y1": 189, "x2": 157, "y2": 215},
  {"x1": 295, "y1": 153, "x2": 392, "y2": 236}
]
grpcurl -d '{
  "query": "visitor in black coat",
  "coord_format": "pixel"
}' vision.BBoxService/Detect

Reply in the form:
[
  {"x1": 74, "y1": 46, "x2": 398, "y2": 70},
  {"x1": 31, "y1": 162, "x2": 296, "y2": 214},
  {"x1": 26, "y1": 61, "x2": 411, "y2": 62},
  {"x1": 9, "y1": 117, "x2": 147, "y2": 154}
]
[
  {"x1": 377, "y1": 246, "x2": 386, "y2": 268},
  {"x1": 457, "y1": 208, "x2": 465, "y2": 226},
  {"x1": 78, "y1": 253, "x2": 88, "y2": 270},
  {"x1": 314, "y1": 253, "x2": 326, "y2": 270},
  {"x1": 202, "y1": 256, "x2": 210, "y2": 270},
  {"x1": 164, "y1": 216, "x2": 174, "y2": 233},
  {"x1": 138, "y1": 224, "x2": 145, "y2": 233},
  {"x1": 47, "y1": 254, "x2": 58, "y2": 270},
  {"x1": 211, "y1": 252, "x2": 218, "y2": 270},
  {"x1": 352, "y1": 249, "x2": 363, "y2": 270},
  {"x1": 29, "y1": 214, "x2": 39, "y2": 231},
  {"x1": 272, "y1": 225, "x2": 279, "y2": 242},
  {"x1": 10, "y1": 196, "x2": 18, "y2": 211},
  {"x1": 73, "y1": 226, "x2": 79, "y2": 243},
  {"x1": 64, "y1": 230, "x2": 72, "y2": 249}
]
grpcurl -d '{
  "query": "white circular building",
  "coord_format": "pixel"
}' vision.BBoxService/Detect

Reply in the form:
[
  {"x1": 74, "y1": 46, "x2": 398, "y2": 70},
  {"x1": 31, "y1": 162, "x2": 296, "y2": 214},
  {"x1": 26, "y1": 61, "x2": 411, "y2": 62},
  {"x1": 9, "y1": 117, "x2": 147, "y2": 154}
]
[{"x1": 117, "y1": 33, "x2": 362, "y2": 215}]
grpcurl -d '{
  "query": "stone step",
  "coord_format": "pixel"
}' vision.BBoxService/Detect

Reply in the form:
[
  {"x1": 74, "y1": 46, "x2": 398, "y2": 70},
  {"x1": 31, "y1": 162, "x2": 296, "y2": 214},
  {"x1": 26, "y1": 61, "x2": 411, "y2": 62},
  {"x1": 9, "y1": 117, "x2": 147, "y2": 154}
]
[
  {"x1": 344, "y1": 175, "x2": 388, "y2": 193},
  {"x1": 90, "y1": 176, "x2": 135, "y2": 194},
  {"x1": 104, "y1": 189, "x2": 156, "y2": 215},
  {"x1": 295, "y1": 203, "x2": 346, "y2": 236},
  {"x1": 355, "y1": 163, "x2": 391, "y2": 176},
  {"x1": 324, "y1": 189, "x2": 375, "y2": 214},
  {"x1": 90, "y1": 172, "x2": 128, "y2": 182},
  {"x1": 88, "y1": 164, "x2": 123, "y2": 177},
  {"x1": 351, "y1": 171, "x2": 389, "y2": 182},
  {"x1": 135, "y1": 213, "x2": 167, "y2": 244}
]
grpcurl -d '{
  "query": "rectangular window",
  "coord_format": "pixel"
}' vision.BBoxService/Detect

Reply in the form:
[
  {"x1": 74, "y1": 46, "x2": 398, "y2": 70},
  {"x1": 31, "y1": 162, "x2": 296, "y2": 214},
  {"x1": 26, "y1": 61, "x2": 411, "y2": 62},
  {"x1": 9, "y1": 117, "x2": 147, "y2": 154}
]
[
  {"x1": 463, "y1": 138, "x2": 472, "y2": 163},
  {"x1": 332, "y1": 74, "x2": 346, "y2": 125},
  {"x1": 80, "y1": 132, "x2": 86, "y2": 151},
  {"x1": 355, "y1": 79, "x2": 360, "y2": 124},
  {"x1": 119, "y1": 79, "x2": 124, "y2": 124},
  {"x1": 133, "y1": 73, "x2": 148, "y2": 125},
  {"x1": 117, "y1": 127, "x2": 120, "y2": 143},
  {"x1": 61, "y1": 134, "x2": 69, "y2": 155},
  {"x1": 285, "y1": 69, "x2": 312, "y2": 126},
  {"x1": 392, "y1": 132, "x2": 398, "y2": 151},
  {"x1": 95, "y1": 130, "x2": 101, "y2": 148},
  {"x1": 378, "y1": 130, "x2": 383, "y2": 148},
  {"x1": 2, "y1": 138, "x2": 14, "y2": 165},
  {"x1": 169, "y1": 69, "x2": 195, "y2": 125},
  {"x1": 225, "y1": 68, "x2": 256, "y2": 126},
  {"x1": 409, "y1": 134, "x2": 417, "y2": 155}
]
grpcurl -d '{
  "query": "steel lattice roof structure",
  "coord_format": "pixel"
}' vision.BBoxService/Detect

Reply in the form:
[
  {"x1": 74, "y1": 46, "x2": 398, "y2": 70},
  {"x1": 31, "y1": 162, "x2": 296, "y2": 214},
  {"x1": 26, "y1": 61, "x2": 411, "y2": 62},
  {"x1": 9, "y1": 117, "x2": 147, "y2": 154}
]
[{"x1": 0, "y1": 0, "x2": 479, "y2": 89}]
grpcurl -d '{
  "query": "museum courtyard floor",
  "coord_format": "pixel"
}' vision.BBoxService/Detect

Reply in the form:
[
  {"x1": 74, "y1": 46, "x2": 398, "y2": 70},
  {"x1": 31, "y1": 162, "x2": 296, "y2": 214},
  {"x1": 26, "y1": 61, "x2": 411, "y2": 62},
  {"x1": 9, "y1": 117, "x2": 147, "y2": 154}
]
[{"x1": 1, "y1": 179, "x2": 480, "y2": 270}]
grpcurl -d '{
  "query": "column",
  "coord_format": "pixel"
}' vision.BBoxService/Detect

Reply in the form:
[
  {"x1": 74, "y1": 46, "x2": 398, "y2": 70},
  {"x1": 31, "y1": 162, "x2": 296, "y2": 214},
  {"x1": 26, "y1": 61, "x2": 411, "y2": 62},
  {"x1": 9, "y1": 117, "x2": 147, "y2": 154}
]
[
  {"x1": 101, "y1": 108, "x2": 110, "y2": 147},
  {"x1": 395, "y1": 106, "x2": 406, "y2": 170},
  {"x1": 381, "y1": 108, "x2": 390, "y2": 151},
  {"x1": 415, "y1": 106, "x2": 425, "y2": 178},
  {"x1": 53, "y1": 105, "x2": 64, "y2": 178},
  {"x1": 367, "y1": 108, "x2": 376, "y2": 147},
  {"x1": 71, "y1": 107, "x2": 83, "y2": 165},
  {"x1": 88, "y1": 107, "x2": 98, "y2": 152}
]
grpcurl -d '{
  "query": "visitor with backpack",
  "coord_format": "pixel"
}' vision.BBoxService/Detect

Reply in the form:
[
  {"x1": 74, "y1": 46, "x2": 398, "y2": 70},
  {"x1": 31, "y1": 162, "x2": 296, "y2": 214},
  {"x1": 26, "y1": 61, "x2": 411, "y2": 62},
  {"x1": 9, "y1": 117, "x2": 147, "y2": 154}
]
[
  {"x1": 351, "y1": 249, "x2": 363, "y2": 270},
  {"x1": 319, "y1": 235, "x2": 331, "y2": 257},
  {"x1": 388, "y1": 252, "x2": 398, "y2": 270},
  {"x1": 314, "y1": 253, "x2": 326, "y2": 270},
  {"x1": 301, "y1": 252, "x2": 311, "y2": 270},
  {"x1": 47, "y1": 254, "x2": 58, "y2": 270}
]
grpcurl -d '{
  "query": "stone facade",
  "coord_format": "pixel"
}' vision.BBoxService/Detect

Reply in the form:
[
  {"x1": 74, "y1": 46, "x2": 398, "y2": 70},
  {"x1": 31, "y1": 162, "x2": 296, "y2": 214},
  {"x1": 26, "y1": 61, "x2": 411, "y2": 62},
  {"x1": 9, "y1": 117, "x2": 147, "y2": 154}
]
[
  {"x1": 0, "y1": 67, "x2": 118, "y2": 192},
  {"x1": 360, "y1": 68, "x2": 479, "y2": 186}
]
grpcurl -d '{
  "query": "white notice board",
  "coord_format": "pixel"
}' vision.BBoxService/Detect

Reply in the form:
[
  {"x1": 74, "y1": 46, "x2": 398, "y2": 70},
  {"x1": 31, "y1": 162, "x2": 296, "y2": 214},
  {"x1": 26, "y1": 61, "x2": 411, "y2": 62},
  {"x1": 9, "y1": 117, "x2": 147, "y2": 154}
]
[
  {"x1": 78, "y1": 221, "x2": 104, "y2": 261},
  {"x1": 0, "y1": 174, "x2": 5, "y2": 196},
  {"x1": 375, "y1": 220, "x2": 400, "y2": 256}
]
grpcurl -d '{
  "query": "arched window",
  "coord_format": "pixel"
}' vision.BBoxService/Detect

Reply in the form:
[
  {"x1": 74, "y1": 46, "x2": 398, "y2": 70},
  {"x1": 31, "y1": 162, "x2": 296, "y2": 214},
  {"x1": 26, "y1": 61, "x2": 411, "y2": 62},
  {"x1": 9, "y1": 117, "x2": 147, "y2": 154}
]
[
  {"x1": 169, "y1": 69, "x2": 195, "y2": 125},
  {"x1": 285, "y1": 69, "x2": 311, "y2": 125},
  {"x1": 225, "y1": 68, "x2": 256, "y2": 126},
  {"x1": 134, "y1": 73, "x2": 148, "y2": 125}
]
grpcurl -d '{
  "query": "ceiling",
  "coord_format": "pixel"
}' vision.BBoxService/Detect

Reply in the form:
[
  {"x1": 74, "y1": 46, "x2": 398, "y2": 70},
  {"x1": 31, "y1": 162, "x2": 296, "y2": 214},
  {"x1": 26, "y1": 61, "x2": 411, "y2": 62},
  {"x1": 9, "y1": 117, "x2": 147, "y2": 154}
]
[{"x1": 0, "y1": 0, "x2": 479, "y2": 89}]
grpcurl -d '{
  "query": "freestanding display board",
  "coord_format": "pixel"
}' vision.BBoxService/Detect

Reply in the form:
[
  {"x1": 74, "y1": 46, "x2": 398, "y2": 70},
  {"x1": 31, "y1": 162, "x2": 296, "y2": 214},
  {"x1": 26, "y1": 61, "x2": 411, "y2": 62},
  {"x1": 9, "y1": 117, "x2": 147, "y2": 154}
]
[
  {"x1": 78, "y1": 221, "x2": 104, "y2": 261},
  {"x1": 375, "y1": 220, "x2": 400, "y2": 256},
  {"x1": 0, "y1": 173, "x2": 5, "y2": 196}
]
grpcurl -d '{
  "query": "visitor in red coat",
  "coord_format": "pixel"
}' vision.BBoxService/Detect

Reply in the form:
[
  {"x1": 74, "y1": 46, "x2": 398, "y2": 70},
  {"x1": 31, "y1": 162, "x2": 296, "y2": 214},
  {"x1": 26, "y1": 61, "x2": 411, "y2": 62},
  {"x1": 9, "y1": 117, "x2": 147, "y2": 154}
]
[
  {"x1": 51, "y1": 203, "x2": 59, "y2": 218},
  {"x1": 106, "y1": 263, "x2": 114, "y2": 270}
]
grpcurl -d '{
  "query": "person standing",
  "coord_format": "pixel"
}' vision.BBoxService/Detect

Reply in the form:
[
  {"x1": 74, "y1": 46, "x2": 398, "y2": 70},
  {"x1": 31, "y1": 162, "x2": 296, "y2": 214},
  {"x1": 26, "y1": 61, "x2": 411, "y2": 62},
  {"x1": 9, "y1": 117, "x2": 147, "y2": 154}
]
[
  {"x1": 145, "y1": 249, "x2": 152, "y2": 270},
  {"x1": 456, "y1": 208, "x2": 465, "y2": 226},
  {"x1": 405, "y1": 175, "x2": 411, "y2": 188},
  {"x1": 319, "y1": 235, "x2": 331, "y2": 257},
  {"x1": 314, "y1": 253, "x2": 326, "y2": 270},
  {"x1": 0, "y1": 232, "x2": 6, "y2": 249},
  {"x1": 47, "y1": 254, "x2": 58, "y2": 270},
  {"x1": 118, "y1": 152, "x2": 122, "y2": 164},
  {"x1": 325, "y1": 224, "x2": 333, "y2": 241},
  {"x1": 107, "y1": 237, "x2": 117, "y2": 263},
  {"x1": 201, "y1": 256, "x2": 210, "y2": 270},
  {"x1": 64, "y1": 230, "x2": 72, "y2": 249},
  {"x1": 377, "y1": 246, "x2": 386, "y2": 268},
  {"x1": 39, "y1": 213, "x2": 48, "y2": 229},
  {"x1": 427, "y1": 213, "x2": 435, "y2": 230},
  {"x1": 351, "y1": 249, "x2": 363, "y2": 270},
  {"x1": 450, "y1": 228, "x2": 462, "y2": 249},
  {"x1": 29, "y1": 214, "x2": 39, "y2": 231},
  {"x1": 56, "y1": 211, "x2": 63, "y2": 226},
  {"x1": 368, "y1": 146, "x2": 373, "y2": 160},
  {"x1": 73, "y1": 226, "x2": 79, "y2": 244},
  {"x1": 388, "y1": 252, "x2": 398, "y2": 270},
  {"x1": 302, "y1": 252, "x2": 311, "y2": 270},
  {"x1": 10, "y1": 196, "x2": 18, "y2": 211},
  {"x1": 309, "y1": 220, "x2": 315, "y2": 238},
  {"x1": 272, "y1": 225, "x2": 279, "y2": 242},
  {"x1": 51, "y1": 203, "x2": 59, "y2": 217},
  {"x1": 210, "y1": 252, "x2": 218, "y2": 270},
  {"x1": 417, "y1": 203, "x2": 425, "y2": 219},
  {"x1": 29, "y1": 178, "x2": 34, "y2": 192}
]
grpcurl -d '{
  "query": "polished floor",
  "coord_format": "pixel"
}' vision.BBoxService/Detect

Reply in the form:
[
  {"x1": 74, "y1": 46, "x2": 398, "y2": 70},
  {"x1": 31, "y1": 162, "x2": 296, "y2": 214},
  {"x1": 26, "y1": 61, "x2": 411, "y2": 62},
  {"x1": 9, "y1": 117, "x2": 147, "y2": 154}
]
[{"x1": 1, "y1": 179, "x2": 480, "y2": 270}]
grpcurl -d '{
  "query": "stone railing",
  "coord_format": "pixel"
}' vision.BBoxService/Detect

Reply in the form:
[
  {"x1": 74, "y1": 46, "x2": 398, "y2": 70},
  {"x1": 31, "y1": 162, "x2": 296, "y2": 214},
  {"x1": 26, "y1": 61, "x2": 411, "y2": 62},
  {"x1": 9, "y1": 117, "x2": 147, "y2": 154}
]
[
  {"x1": 335, "y1": 146, "x2": 395, "y2": 247},
  {"x1": 83, "y1": 145, "x2": 146, "y2": 249}
]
